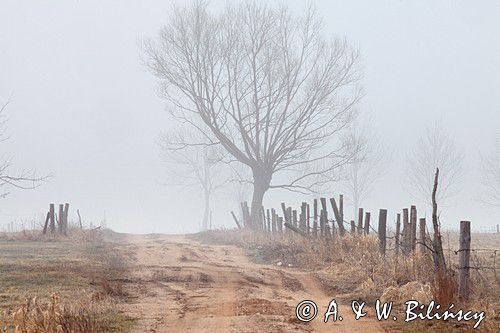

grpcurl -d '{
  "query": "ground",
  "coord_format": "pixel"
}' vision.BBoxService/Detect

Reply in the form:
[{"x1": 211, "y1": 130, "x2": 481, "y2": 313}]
[{"x1": 115, "y1": 234, "x2": 386, "y2": 333}]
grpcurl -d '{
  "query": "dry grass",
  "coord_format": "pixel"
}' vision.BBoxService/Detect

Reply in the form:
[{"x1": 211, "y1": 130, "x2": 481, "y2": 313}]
[
  {"x1": 194, "y1": 228, "x2": 499, "y2": 332},
  {"x1": 0, "y1": 229, "x2": 135, "y2": 332}
]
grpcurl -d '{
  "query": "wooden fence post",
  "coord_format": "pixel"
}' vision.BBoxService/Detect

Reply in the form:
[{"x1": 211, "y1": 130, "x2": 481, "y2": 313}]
[
  {"x1": 278, "y1": 217, "x2": 283, "y2": 234},
  {"x1": 350, "y1": 220, "x2": 355, "y2": 234},
  {"x1": 271, "y1": 209, "x2": 277, "y2": 233},
  {"x1": 402, "y1": 208, "x2": 409, "y2": 254},
  {"x1": 266, "y1": 209, "x2": 271, "y2": 233},
  {"x1": 42, "y1": 211, "x2": 50, "y2": 235},
  {"x1": 419, "y1": 218, "x2": 426, "y2": 253},
  {"x1": 320, "y1": 198, "x2": 329, "y2": 238},
  {"x1": 410, "y1": 205, "x2": 417, "y2": 252},
  {"x1": 77, "y1": 209, "x2": 83, "y2": 229},
  {"x1": 395, "y1": 213, "x2": 401, "y2": 255},
  {"x1": 49, "y1": 204, "x2": 55, "y2": 234},
  {"x1": 357, "y1": 208, "x2": 364, "y2": 235},
  {"x1": 458, "y1": 220, "x2": 471, "y2": 301},
  {"x1": 306, "y1": 203, "x2": 310, "y2": 235},
  {"x1": 231, "y1": 211, "x2": 242, "y2": 229},
  {"x1": 364, "y1": 212, "x2": 371, "y2": 235},
  {"x1": 58, "y1": 204, "x2": 64, "y2": 235},
  {"x1": 330, "y1": 197, "x2": 346, "y2": 236},
  {"x1": 378, "y1": 209, "x2": 387, "y2": 255},
  {"x1": 300, "y1": 203, "x2": 307, "y2": 231},
  {"x1": 63, "y1": 203, "x2": 69, "y2": 236},
  {"x1": 313, "y1": 199, "x2": 318, "y2": 238}
]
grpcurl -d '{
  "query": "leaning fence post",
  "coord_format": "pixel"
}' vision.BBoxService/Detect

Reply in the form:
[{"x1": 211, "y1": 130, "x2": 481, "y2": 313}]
[
  {"x1": 458, "y1": 220, "x2": 471, "y2": 301},
  {"x1": 378, "y1": 209, "x2": 387, "y2": 255},
  {"x1": 42, "y1": 211, "x2": 50, "y2": 235}
]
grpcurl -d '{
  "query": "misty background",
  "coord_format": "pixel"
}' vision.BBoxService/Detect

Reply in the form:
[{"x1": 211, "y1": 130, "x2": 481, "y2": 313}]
[{"x1": 1, "y1": 0, "x2": 499, "y2": 234}]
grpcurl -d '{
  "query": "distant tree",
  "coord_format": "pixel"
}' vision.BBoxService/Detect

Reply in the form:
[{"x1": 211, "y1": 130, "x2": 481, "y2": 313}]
[
  {"x1": 0, "y1": 100, "x2": 46, "y2": 198},
  {"x1": 406, "y1": 122, "x2": 464, "y2": 206},
  {"x1": 159, "y1": 130, "x2": 226, "y2": 230},
  {"x1": 479, "y1": 138, "x2": 500, "y2": 207},
  {"x1": 342, "y1": 120, "x2": 388, "y2": 219},
  {"x1": 144, "y1": 1, "x2": 362, "y2": 226}
]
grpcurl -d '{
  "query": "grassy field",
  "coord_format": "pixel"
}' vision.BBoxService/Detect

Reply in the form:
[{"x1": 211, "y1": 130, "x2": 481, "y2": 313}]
[{"x1": 0, "y1": 231, "x2": 136, "y2": 332}]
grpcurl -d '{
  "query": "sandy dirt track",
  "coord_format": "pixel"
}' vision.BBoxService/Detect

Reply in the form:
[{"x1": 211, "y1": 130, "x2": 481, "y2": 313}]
[{"x1": 116, "y1": 234, "x2": 386, "y2": 333}]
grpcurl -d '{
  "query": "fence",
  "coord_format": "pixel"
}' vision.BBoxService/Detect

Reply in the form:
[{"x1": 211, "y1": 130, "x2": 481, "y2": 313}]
[{"x1": 231, "y1": 194, "x2": 499, "y2": 301}]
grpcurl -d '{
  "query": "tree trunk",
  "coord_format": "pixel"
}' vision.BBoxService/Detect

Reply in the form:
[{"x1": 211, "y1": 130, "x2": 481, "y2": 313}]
[{"x1": 249, "y1": 168, "x2": 270, "y2": 230}]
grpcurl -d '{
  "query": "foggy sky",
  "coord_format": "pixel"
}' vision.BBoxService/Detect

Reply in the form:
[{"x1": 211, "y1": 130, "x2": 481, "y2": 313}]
[{"x1": 1, "y1": 0, "x2": 499, "y2": 233}]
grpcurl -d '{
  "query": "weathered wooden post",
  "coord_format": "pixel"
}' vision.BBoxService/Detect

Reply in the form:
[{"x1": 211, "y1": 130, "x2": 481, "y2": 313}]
[
  {"x1": 364, "y1": 212, "x2": 371, "y2": 235},
  {"x1": 278, "y1": 216, "x2": 283, "y2": 234},
  {"x1": 350, "y1": 220, "x2": 355, "y2": 234},
  {"x1": 63, "y1": 203, "x2": 69, "y2": 236},
  {"x1": 320, "y1": 198, "x2": 329, "y2": 238},
  {"x1": 77, "y1": 209, "x2": 83, "y2": 229},
  {"x1": 357, "y1": 208, "x2": 364, "y2": 235},
  {"x1": 49, "y1": 204, "x2": 55, "y2": 234},
  {"x1": 42, "y1": 211, "x2": 50, "y2": 235},
  {"x1": 419, "y1": 217, "x2": 426, "y2": 253},
  {"x1": 402, "y1": 208, "x2": 409, "y2": 254},
  {"x1": 306, "y1": 203, "x2": 311, "y2": 234},
  {"x1": 300, "y1": 203, "x2": 307, "y2": 231},
  {"x1": 271, "y1": 209, "x2": 277, "y2": 234},
  {"x1": 378, "y1": 209, "x2": 387, "y2": 255},
  {"x1": 330, "y1": 197, "x2": 346, "y2": 236},
  {"x1": 395, "y1": 213, "x2": 401, "y2": 255},
  {"x1": 58, "y1": 204, "x2": 64, "y2": 235},
  {"x1": 230, "y1": 211, "x2": 242, "y2": 229},
  {"x1": 410, "y1": 205, "x2": 417, "y2": 252},
  {"x1": 313, "y1": 199, "x2": 318, "y2": 238},
  {"x1": 458, "y1": 220, "x2": 471, "y2": 301},
  {"x1": 266, "y1": 209, "x2": 271, "y2": 233}
]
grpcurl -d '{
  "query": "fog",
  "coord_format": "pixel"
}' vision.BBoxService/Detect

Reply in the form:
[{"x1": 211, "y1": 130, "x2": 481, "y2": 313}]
[{"x1": 1, "y1": 0, "x2": 499, "y2": 234}]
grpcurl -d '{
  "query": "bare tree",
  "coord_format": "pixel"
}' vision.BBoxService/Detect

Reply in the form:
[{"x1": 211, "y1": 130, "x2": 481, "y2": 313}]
[
  {"x1": 160, "y1": 130, "x2": 226, "y2": 230},
  {"x1": 0, "y1": 100, "x2": 46, "y2": 198},
  {"x1": 342, "y1": 120, "x2": 388, "y2": 220},
  {"x1": 144, "y1": 1, "x2": 362, "y2": 226},
  {"x1": 480, "y1": 138, "x2": 500, "y2": 207},
  {"x1": 406, "y1": 122, "x2": 464, "y2": 206}
]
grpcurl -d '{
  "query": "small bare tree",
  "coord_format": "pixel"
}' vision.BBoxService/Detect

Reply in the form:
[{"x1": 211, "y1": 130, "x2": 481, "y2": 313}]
[
  {"x1": 406, "y1": 122, "x2": 464, "y2": 206},
  {"x1": 160, "y1": 130, "x2": 226, "y2": 231},
  {"x1": 480, "y1": 138, "x2": 500, "y2": 207},
  {"x1": 0, "y1": 100, "x2": 46, "y2": 197},
  {"x1": 342, "y1": 120, "x2": 388, "y2": 219},
  {"x1": 144, "y1": 1, "x2": 362, "y2": 226}
]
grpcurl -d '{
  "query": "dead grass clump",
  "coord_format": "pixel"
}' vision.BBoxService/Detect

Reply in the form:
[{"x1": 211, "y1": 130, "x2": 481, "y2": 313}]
[{"x1": 1, "y1": 294, "x2": 113, "y2": 333}]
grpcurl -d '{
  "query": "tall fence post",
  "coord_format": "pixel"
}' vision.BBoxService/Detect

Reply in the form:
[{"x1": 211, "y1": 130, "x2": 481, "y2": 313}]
[
  {"x1": 364, "y1": 212, "x2": 371, "y2": 235},
  {"x1": 402, "y1": 208, "x2": 409, "y2": 254},
  {"x1": 378, "y1": 209, "x2": 387, "y2": 255},
  {"x1": 49, "y1": 204, "x2": 55, "y2": 234},
  {"x1": 313, "y1": 199, "x2": 318, "y2": 238},
  {"x1": 410, "y1": 205, "x2": 417, "y2": 253},
  {"x1": 458, "y1": 220, "x2": 471, "y2": 301}
]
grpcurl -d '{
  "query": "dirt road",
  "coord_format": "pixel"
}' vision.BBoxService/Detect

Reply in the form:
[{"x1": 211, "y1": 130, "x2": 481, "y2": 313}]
[{"x1": 117, "y1": 234, "x2": 386, "y2": 332}]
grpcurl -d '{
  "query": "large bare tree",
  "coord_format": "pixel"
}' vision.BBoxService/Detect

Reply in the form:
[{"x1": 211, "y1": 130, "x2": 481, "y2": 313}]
[
  {"x1": 0, "y1": 100, "x2": 46, "y2": 197},
  {"x1": 406, "y1": 122, "x2": 464, "y2": 206},
  {"x1": 480, "y1": 138, "x2": 500, "y2": 207},
  {"x1": 160, "y1": 130, "x2": 226, "y2": 231},
  {"x1": 144, "y1": 1, "x2": 362, "y2": 226}
]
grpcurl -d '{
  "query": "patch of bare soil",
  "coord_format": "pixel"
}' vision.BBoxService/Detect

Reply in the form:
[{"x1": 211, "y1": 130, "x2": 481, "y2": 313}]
[{"x1": 115, "y1": 234, "x2": 386, "y2": 332}]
